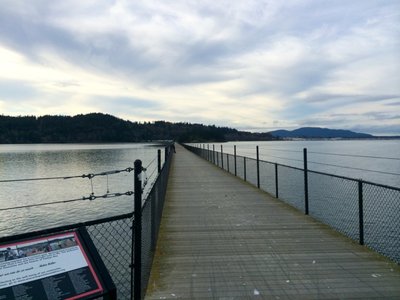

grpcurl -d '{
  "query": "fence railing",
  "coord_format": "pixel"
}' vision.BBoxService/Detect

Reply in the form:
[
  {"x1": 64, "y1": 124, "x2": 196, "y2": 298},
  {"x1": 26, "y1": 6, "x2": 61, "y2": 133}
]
[
  {"x1": 0, "y1": 144, "x2": 175, "y2": 299},
  {"x1": 183, "y1": 144, "x2": 400, "y2": 265}
]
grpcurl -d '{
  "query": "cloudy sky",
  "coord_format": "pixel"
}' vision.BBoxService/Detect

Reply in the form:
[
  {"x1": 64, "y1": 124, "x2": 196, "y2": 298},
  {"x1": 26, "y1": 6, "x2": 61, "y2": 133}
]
[{"x1": 0, "y1": 0, "x2": 399, "y2": 135}]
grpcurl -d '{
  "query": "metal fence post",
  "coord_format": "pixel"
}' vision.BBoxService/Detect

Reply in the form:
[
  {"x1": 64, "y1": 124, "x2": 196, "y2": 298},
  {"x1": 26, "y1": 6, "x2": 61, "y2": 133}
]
[
  {"x1": 234, "y1": 145, "x2": 237, "y2": 176},
  {"x1": 157, "y1": 149, "x2": 161, "y2": 174},
  {"x1": 133, "y1": 159, "x2": 143, "y2": 300},
  {"x1": 164, "y1": 146, "x2": 168, "y2": 162},
  {"x1": 216, "y1": 145, "x2": 219, "y2": 166},
  {"x1": 221, "y1": 145, "x2": 224, "y2": 169},
  {"x1": 275, "y1": 163, "x2": 279, "y2": 198},
  {"x1": 244, "y1": 157, "x2": 247, "y2": 181},
  {"x1": 358, "y1": 180, "x2": 364, "y2": 245},
  {"x1": 213, "y1": 144, "x2": 215, "y2": 164},
  {"x1": 303, "y1": 148, "x2": 309, "y2": 215},
  {"x1": 207, "y1": 144, "x2": 210, "y2": 161},
  {"x1": 227, "y1": 154, "x2": 230, "y2": 172},
  {"x1": 130, "y1": 222, "x2": 135, "y2": 300},
  {"x1": 256, "y1": 146, "x2": 260, "y2": 189},
  {"x1": 153, "y1": 150, "x2": 161, "y2": 253}
]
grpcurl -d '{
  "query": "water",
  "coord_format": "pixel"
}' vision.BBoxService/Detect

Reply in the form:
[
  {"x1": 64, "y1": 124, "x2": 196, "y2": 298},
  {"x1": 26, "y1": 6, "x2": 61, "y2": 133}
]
[
  {"x1": 0, "y1": 143, "x2": 166, "y2": 236},
  {"x1": 1, "y1": 140, "x2": 399, "y2": 261},
  {"x1": 198, "y1": 140, "x2": 400, "y2": 188}
]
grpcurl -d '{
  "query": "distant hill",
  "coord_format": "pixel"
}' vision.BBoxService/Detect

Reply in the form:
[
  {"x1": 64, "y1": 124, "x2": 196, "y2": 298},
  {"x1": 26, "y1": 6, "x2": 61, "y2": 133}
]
[
  {"x1": 269, "y1": 127, "x2": 373, "y2": 139},
  {"x1": 0, "y1": 113, "x2": 275, "y2": 143}
]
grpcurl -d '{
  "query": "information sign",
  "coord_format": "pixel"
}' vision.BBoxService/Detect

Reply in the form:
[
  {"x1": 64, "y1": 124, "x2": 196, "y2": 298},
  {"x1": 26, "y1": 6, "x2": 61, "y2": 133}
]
[{"x1": 0, "y1": 228, "x2": 115, "y2": 299}]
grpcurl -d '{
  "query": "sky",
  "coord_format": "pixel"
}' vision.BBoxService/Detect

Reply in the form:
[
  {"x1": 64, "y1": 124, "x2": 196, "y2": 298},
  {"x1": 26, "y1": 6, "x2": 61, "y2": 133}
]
[{"x1": 0, "y1": 1, "x2": 399, "y2": 135}]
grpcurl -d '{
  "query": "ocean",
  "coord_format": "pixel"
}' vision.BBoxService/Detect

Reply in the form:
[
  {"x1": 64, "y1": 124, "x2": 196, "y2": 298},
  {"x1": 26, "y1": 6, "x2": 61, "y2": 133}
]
[
  {"x1": 196, "y1": 140, "x2": 400, "y2": 188},
  {"x1": 0, "y1": 143, "x2": 166, "y2": 236}
]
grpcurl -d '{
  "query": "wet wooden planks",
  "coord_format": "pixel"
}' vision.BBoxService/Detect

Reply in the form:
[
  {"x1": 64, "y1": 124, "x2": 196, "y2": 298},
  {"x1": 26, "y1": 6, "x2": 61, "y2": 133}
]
[{"x1": 145, "y1": 144, "x2": 400, "y2": 299}]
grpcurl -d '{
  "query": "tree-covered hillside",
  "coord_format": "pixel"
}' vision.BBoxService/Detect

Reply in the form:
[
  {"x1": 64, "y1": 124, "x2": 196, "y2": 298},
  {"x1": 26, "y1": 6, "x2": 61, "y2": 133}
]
[
  {"x1": 269, "y1": 127, "x2": 373, "y2": 138},
  {"x1": 0, "y1": 113, "x2": 274, "y2": 143}
]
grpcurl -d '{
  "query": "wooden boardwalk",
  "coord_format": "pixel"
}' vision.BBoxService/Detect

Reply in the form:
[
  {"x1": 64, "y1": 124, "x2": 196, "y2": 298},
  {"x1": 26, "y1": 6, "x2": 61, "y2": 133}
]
[{"x1": 145, "y1": 144, "x2": 400, "y2": 299}]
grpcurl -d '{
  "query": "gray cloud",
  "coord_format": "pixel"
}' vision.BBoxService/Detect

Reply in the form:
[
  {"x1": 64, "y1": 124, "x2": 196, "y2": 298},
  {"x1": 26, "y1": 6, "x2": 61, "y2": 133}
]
[
  {"x1": 0, "y1": 0, "x2": 399, "y2": 135},
  {"x1": 385, "y1": 101, "x2": 400, "y2": 106},
  {"x1": 0, "y1": 5, "x2": 82, "y2": 63},
  {"x1": 296, "y1": 110, "x2": 400, "y2": 136},
  {"x1": 86, "y1": 96, "x2": 159, "y2": 115},
  {"x1": 304, "y1": 94, "x2": 399, "y2": 105},
  {"x1": 350, "y1": 124, "x2": 400, "y2": 136}
]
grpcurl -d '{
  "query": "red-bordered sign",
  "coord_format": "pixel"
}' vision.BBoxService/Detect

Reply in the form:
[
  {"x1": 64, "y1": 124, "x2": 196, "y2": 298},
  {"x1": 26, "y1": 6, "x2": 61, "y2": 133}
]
[{"x1": 0, "y1": 229, "x2": 113, "y2": 299}]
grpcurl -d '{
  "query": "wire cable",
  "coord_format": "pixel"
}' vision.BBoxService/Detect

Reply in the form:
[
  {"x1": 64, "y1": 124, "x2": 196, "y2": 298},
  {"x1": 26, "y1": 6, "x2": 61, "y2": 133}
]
[
  {"x1": 145, "y1": 156, "x2": 158, "y2": 169},
  {"x1": 0, "y1": 175, "x2": 79, "y2": 183},
  {"x1": 0, "y1": 191, "x2": 134, "y2": 212},
  {"x1": 258, "y1": 147, "x2": 303, "y2": 153},
  {"x1": 308, "y1": 160, "x2": 400, "y2": 176},
  {"x1": 214, "y1": 147, "x2": 399, "y2": 161},
  {"x1": 264, "y1": 154, "x2": 304, "y2": 163},
  {"x1": 146, "y1": 167, "x2": 158, "y2": 182},
  {"x1": 308, "y1": 151, "x2": 400, "y2": 161},
  {"x1": 0, "y1": 167, "x2": 134, "y2": 183},
  {"x1": 232, "y1": 149, "x2": 399, "y2": 176}
]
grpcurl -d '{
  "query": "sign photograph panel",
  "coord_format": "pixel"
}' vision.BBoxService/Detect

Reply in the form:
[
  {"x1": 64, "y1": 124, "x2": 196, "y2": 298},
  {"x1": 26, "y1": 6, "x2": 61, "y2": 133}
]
[{"x1": 0, "y1": 231, "x2": 104, "y2": 300}]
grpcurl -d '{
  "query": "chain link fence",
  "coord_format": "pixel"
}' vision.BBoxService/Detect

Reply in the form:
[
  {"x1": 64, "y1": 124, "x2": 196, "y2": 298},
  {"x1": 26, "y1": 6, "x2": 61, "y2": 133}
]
[
  {"x1": 236, "y1": 156, "x2": 246, "y2": 181},
  {"x1": 139, "y1": 149, "x2": 172, "y2": 297},
  {"x1": 86, "y1": 216, "x2": 134, "y2": 299},
  {"x1": 259, "y1": 160, "x2": 276, "y2": 197},
  {"x1": 308, "y1": 172, "x2": 359, "y2": 240},
  {"x1": 184, "y1": 144, "x2": 400, "y2": 265},
  {"x1": 0, "y1": 144, "x2": 174, "y2": 299},
  {"x1": 363, "y1": 183, "x2": 400, "y2": 263},
  {"x1": 276, "y1": 165, "x2": 305, "y2": 211}
]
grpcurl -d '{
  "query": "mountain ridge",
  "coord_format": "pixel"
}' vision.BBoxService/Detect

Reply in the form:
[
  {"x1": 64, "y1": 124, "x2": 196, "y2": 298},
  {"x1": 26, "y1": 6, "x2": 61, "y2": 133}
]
[{"x1": 269, "y1": 127, "x2": 373, "y2": 139}]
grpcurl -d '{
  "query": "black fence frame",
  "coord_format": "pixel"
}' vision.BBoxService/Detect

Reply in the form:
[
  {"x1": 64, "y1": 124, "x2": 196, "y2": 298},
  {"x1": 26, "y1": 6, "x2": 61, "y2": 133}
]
[
  {"x1": 0, "y1": 144, "x2": 175, "y2": 300},
  {"x1": 184, "y1": 144, "x2": 400, "y2": 265}
]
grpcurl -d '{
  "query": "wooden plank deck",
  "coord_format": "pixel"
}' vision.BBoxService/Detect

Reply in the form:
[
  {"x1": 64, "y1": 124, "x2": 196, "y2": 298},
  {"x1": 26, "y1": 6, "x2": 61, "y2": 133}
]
[{"x1": 145, "y1": 144, "x2": 400, "y2": 299}]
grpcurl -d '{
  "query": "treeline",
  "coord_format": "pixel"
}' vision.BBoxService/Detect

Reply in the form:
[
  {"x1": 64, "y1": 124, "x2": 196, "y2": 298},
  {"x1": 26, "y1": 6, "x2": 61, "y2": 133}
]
[{"x1": 0, "y1": 113, "x2": 274, "y2": 143}]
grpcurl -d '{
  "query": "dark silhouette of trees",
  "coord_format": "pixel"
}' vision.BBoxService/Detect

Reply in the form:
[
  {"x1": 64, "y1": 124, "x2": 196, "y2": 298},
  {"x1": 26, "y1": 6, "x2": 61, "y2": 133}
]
[{"x1": 0, "y1": 113, "x2": 275, "y2": 143}]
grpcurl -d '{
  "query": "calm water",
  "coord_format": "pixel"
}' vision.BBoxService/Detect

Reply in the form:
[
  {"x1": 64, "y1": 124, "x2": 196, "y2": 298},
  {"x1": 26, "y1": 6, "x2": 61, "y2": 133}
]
[
  {"x1": 199, "y1": 140, "x2": 400, "y2": 188},
  {"x1": 1, "y1": 140, "x2": 399, "y2": 238},
  {"x1": 0, "y1": 143, "x2": 166, "y2": 236}
]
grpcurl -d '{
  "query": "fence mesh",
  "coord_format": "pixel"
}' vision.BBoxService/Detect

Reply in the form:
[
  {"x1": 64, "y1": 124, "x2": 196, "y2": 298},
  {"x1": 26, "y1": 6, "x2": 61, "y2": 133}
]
[
  {"x1": 277, "y1": 165, "x2": 304, "y2": 211},
  {"x1": 245, "y1": 157, "x2": 258, "y2": 187},
  {"x1": 259, "y1": 160, "x2": 276, "y2": 196},
  {"x1": 86, "y1": 216, "x2": 133, "y2": 300},
  {"x1": 141, "y1": 200, "x2": 153, "y2": 296},
  {"x1": 222, "y1": 153, "x2": 228, "y2": 171},
  {"x1": 219, "y1": 152, "x2": 224, "y2": 169},
  {"x1": 364, "y1": 183, "x2": 400, "y2": 263},
  {"x1": 225, "y1": 154, "x2": 230, "y2": 173},
  {"x1": 236, "y1": 156, "x2": 246, "y2": 180},
  {"x1": 308, "y1": 172, "x2": 359, "y2": 240},
  {"x1": 140, "y1": 149, "x2": 172, "y2": 296}
]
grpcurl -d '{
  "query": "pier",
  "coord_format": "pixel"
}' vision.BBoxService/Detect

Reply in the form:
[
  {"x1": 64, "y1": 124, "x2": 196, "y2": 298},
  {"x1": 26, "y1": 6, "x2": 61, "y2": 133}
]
[
  {"x1": 1, "y1": 143, "x2": 399, "y2": 299},
  {"x1": 146, "y1": 144, "x2": 400, "y2": 299}
]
